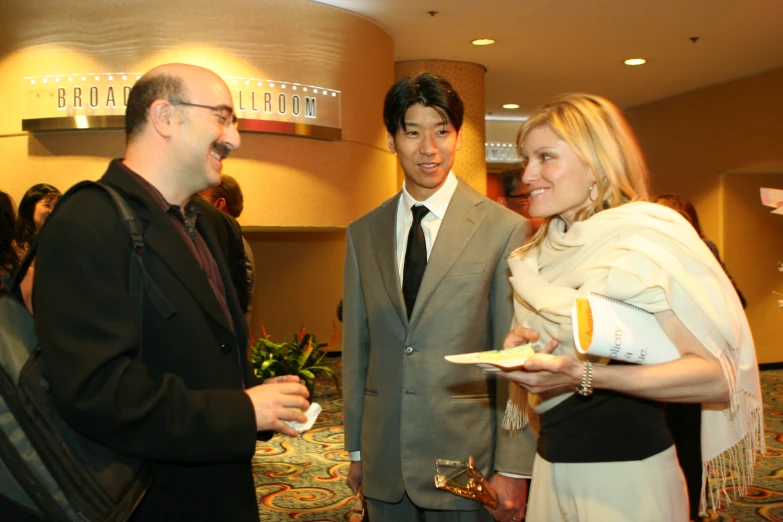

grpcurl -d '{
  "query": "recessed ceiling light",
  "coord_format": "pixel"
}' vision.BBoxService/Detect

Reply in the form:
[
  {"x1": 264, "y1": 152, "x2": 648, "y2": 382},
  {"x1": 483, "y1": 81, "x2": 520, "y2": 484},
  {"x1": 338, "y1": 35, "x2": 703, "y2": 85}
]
[
  {"x1": 624, "y1": 58, "x2": 647, "y2": 66},
  {"x1": 502, "y1": 103, "x2": 520, "y2": 109},
  {"x1": 472, "y1": 38, "x2": 496, "y2": 46}
]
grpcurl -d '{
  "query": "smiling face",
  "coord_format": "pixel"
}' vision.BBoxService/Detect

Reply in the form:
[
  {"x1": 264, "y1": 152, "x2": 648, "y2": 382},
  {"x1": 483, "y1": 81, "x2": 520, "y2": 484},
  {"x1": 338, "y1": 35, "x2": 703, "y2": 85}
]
[
  {"x1": 520, "y1": 124, "x2": 595, "y2": 227},
  {"x1": 388, "y1": 103, "x2": 462, "y2": 201},
  {"x1": 172, "y1": 71, "x2": 241, "y2": 195}
]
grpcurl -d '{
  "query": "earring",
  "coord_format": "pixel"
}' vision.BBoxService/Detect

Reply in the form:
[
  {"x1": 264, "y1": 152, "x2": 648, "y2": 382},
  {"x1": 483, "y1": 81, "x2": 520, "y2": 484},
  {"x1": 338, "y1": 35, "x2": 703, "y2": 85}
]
[{"x1": 588, "y1": 183, "x2": 597, "y2": 202}]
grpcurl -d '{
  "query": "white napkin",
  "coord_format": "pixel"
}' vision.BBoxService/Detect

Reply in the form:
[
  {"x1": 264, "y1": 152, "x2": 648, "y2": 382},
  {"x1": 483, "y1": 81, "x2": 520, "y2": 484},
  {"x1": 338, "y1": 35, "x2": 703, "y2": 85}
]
[{"x1": 284, "y1": 402, "x2": 322, "y2": 433}]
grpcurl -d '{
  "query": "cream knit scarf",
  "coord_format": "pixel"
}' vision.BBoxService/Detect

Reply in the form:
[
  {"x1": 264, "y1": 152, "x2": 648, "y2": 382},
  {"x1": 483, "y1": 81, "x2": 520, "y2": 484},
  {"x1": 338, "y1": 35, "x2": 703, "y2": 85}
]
[{"x1": 505, "y1": 202, "x2": 764, "y2": 515}]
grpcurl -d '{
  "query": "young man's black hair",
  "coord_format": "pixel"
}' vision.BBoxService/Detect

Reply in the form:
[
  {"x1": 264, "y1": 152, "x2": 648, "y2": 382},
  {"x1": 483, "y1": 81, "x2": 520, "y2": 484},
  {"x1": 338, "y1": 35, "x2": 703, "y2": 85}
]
[{"x1": 382, "y1": 72, "x2": 464, "y2": 135}]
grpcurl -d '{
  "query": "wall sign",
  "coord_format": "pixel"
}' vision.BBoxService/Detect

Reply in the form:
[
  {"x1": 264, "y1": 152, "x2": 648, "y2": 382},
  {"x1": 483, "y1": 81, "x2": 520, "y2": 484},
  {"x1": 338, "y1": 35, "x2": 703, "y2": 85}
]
[
  {"x1": 485, "y1": 142, "x2": 520, "y2": 163},
  {"x1": 22, "y1": 73, "x2": 342, "y2": 140}
]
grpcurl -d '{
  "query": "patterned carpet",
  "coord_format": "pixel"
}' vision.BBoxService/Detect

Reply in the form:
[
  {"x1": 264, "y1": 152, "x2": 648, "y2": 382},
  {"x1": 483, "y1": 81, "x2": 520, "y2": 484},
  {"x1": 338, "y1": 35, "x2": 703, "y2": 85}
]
[
  {"x1": 697, "y1": 369, "x2": 783, "y2": 522},
  {"x1": 253, "y1": 362, "x2": 783, "y2": 521},
  {"x1": 253, "y1": 357, "x2": 354, "y2": 521}
]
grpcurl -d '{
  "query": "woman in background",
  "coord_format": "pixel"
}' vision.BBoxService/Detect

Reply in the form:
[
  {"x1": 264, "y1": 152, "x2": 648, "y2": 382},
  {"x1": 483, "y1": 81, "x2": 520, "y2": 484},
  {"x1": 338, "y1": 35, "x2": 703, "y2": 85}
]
[
  {"x1": 13, "y1": 183, "x2": 61, "y2": 312},
  {"x1": 654, "y1": 192, "x2": 749, "y2": 520},
  {"x1": 492, "y1": 93, "x2": 762, "y2": 521},
  {"x1": 0, "y1": 190, "x2": 19, "y2": 288},
  {"x1": 13, "y1": 183, "x2": 61, "y2": 257}
]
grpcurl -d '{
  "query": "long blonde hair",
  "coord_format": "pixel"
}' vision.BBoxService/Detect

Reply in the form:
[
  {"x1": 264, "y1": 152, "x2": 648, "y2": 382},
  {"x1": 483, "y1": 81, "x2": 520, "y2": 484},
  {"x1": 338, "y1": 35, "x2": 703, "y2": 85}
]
[{"x1": 513, "y1": 93, "x2": 651, "y2": 255}]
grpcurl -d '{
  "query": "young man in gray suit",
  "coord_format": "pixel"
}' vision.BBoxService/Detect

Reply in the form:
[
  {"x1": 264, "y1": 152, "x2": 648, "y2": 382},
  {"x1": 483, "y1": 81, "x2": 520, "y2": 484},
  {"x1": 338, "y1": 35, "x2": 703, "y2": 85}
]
[{"x1": 343, "y1": 72, "x2": 534, "y2": 522}]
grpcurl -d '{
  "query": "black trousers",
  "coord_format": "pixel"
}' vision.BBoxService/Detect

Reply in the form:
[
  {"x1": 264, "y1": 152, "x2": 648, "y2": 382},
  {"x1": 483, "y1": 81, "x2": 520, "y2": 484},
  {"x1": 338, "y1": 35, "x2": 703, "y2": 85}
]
[{"x1": 666, "y1": 402, "x2": 703, "y2": 521}]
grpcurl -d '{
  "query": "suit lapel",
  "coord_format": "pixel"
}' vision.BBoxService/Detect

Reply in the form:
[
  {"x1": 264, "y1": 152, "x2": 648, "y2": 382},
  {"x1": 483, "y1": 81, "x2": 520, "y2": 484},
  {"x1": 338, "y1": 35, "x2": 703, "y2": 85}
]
[
  {"x1": 371, "y1": 193, "x2": 408, "y2": 327},
  {"x1": 102, "y1": 163, "x2": 235, "y2": 334},
  {"x1": 196, "y1": 214, "x2": 246, "y2": 342},
  {"x1": 408, "y1": 181, "x2": 486, "y2": 325}
]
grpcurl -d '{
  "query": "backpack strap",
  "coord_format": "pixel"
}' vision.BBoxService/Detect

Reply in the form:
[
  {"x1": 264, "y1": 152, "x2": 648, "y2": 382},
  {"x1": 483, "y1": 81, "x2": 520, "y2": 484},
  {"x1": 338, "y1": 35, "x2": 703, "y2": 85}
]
[
  {"x1": 6, "y1": 180, "x2": 175, "y2": 322},
  {"x1": 95, "y1": 181, "x2": 175, "y2": 321}
]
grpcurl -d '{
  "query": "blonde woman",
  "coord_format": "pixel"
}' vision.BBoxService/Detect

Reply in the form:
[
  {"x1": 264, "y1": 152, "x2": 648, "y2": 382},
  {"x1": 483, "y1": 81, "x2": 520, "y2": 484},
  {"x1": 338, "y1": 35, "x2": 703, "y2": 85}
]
[{"x1": 492, "y1": 94, "x2": 763, "y2": 522}]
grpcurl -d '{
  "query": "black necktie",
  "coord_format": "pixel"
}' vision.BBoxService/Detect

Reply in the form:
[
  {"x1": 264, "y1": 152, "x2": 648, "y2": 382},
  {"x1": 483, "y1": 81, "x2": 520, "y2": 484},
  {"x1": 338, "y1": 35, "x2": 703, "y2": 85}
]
[{"x1": 403, "y1": 205, "x2": 430, "y2": 318}]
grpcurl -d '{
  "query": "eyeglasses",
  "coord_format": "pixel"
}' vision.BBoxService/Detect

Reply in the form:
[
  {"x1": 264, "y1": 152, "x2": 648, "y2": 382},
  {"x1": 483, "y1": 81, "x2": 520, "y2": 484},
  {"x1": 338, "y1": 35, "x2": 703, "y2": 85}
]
[{"x1": 168, "y1": 101, "x2": 238, "y2": 128}]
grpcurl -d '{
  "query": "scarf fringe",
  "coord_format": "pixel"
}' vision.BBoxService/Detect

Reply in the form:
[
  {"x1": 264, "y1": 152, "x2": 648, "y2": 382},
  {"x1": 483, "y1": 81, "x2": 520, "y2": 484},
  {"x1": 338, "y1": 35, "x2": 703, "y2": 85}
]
[
  {"x1": 719, "y1": 344, "x2": 740, "y2": 414},
  {"x1": 699, "y1": 390, "x2": 765, "y2": 516},
  {"x1": 696, "y1": 340, "x2": 764, "y2": 517},
  {"x1": 503, "y1": 383, "x2": 528, "y2": 430}
]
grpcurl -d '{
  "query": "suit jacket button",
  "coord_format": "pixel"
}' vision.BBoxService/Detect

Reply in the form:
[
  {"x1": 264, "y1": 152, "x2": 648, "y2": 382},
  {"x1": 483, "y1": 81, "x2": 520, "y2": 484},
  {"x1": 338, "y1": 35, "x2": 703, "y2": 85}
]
[
  {"x1": 221, "y1": 344, "x2": 232, "y2": 354},
  {"x1": 404, "y1": 346, "x2": 414, "y2": 355}
]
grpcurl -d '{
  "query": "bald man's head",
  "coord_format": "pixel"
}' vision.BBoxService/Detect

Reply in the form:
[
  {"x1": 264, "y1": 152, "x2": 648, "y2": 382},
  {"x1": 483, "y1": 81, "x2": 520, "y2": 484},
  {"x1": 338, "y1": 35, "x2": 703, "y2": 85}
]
[
  {"x1": 124, "y1": 64, "x2": 227, "y2": 144},
  {"x1": 125, "y1": 74, "x2": 183, "y2": 143}
]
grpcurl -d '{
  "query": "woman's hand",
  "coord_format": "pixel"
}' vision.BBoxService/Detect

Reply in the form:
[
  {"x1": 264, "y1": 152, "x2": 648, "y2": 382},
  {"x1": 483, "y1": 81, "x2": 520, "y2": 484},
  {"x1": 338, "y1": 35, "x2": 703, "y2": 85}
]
[
  {"x1": 502, "y1": 326, "x2": 556, "y2": 350},
  {"x1": 491, "y1": 336, "x2": 586, "y2": 394}
]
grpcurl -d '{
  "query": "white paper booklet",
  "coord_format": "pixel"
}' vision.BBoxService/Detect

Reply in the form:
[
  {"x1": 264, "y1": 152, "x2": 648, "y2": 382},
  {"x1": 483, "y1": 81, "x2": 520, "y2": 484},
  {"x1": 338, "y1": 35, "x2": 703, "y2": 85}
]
[{"x1": 572, "y1": 293, "x2": 680, "y2": 365}]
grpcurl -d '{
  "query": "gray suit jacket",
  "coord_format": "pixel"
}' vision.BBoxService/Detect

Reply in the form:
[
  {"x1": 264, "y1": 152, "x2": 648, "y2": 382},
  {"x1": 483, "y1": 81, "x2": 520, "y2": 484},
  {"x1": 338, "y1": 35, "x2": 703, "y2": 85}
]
[{"x1": 342, "y1": 179, "x2": 536, "y2": 510}]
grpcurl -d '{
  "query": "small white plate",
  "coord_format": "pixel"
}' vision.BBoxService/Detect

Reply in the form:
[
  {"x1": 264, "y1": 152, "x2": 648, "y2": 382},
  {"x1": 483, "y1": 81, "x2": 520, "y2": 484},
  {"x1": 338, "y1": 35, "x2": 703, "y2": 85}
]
[
  {"x1": 444, "y1": 353, "x2": 531, "y2": 370},
  {"x1": 444, "y1": 348, "x2": 535, "y2": 370}
]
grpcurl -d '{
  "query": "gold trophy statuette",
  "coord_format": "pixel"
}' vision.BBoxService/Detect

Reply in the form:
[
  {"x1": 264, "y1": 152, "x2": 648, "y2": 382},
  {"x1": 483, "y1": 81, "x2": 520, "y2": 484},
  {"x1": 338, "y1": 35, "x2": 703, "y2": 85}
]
[{"x1": 434, "y1": 456, "x2": 498, "y2": 508}]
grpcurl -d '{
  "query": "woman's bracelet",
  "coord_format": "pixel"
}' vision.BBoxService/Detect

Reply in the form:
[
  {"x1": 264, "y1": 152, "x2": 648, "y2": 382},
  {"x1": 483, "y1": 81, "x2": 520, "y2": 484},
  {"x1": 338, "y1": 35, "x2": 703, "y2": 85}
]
[{"x1": 576, "y1": 361, "x2": 593, "y2": 397}]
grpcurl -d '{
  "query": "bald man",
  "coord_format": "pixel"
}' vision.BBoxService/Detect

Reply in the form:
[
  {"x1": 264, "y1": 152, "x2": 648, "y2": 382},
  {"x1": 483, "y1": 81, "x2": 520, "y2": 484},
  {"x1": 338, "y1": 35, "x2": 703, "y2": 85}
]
[{"x1": 33, "y1": 64, "x2": 309, "y2": 521}]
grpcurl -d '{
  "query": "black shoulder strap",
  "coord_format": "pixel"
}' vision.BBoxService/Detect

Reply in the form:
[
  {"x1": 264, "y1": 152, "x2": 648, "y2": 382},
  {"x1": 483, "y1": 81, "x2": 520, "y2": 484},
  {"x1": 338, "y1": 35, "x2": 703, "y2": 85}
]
[
  {"x1": 95, "y1": 181, "x2": 175, "y2": 321},
  {"x1": 7, "y1": 180, "x2": 175, "y2": 322}
]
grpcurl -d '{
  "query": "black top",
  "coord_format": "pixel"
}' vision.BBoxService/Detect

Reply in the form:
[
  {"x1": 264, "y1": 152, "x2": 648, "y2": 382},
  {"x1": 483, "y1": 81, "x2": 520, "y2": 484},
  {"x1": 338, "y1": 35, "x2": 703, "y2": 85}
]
[{"x1": 537, "y1": 363, "x2": 673, "y2": 463}]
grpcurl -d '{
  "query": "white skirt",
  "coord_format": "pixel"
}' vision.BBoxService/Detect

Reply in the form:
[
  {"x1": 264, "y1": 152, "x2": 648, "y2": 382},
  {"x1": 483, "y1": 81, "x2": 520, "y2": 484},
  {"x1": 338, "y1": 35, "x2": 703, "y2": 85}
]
[{"x1": 526, "y1": 445, "x2": 689, "y2": 522}]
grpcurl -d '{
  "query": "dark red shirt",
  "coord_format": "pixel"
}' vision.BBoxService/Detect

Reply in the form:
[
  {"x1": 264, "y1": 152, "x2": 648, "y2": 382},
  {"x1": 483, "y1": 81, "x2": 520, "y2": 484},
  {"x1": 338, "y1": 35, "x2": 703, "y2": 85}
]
[{"x1": 119, "y1": 161, "x2": 234, "y2": 332}]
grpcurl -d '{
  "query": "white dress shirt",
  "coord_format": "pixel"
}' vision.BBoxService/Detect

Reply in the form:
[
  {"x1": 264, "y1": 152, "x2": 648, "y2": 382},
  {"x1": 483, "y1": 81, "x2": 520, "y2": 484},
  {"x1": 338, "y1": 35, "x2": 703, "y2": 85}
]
[{"x1": 396, "y1": 172, "x2": 459, "y2": 285}]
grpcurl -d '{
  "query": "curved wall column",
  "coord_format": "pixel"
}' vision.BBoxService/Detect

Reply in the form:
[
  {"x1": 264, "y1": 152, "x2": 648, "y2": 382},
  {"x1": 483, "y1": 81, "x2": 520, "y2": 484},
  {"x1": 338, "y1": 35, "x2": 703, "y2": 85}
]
[
  {"x1": 394, "y1": 60, "x2": 487, "y2": 194},
  {"x1": 0, "y1": 0, "x2": 397, "y2": 228},
  {"x1": 0, "y1": 0, "x2": 397, "y2": 343}
]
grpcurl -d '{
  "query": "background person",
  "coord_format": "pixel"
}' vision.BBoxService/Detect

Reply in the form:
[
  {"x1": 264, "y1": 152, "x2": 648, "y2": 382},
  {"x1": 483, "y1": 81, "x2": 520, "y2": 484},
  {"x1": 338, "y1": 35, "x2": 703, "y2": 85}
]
[
  {"x1": 496, "y1": 168, "x2": 543, "y2": 234},
  {"x1": 654, "y1": 192, "x2": 749, "y2": 520},
  {"x1": 12, "y1": 183, "x2": 61, "y2": 312},
  {"x1": 492, "y1": 93, "x2": 763, "y2": 521},
  {"x1": 199, "y1": 174, "x2": 255, "y2": 333},
  {"x1": 0, "y1": 190, "x2": 19, "y2": 288},
  {"x1": 13, "y1": 183, "x2": 61, "y2": 257}
]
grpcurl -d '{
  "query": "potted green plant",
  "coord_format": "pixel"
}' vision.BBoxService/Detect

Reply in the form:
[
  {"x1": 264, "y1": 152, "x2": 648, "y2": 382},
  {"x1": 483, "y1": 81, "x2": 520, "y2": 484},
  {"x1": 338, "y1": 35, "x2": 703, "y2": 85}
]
[{"x1": 251, "y1": 324, "x2": 340, "y2": 395}]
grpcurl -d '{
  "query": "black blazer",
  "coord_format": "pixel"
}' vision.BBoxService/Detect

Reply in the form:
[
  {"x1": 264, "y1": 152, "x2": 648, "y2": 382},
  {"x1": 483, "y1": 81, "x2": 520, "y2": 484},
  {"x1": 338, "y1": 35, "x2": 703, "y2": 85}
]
[
  {"x1": 34, "y1": 160, "x2": 261, "y2": 522},
  {"x1": 194, "y1": 196, "x2": 251, "y2": 315}
]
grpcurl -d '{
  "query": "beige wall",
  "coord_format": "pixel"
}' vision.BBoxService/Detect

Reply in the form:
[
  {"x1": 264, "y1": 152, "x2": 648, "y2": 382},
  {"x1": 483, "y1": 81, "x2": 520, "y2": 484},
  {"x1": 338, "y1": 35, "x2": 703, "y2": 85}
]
[
  {"x1": 485, "y1": 119, "x2": 525, "y2": 145},
  {"x1": 627, "y1": 67, "x2": 783, "y2": 363},
  {"x1": 246, "y1": 231, "x2": 346, "y2": 350},
  {"x1": 0, "y1": 0, "x2": 397, "y2": 338},
  {"x1": 723, "y1": 173, "x2": 783, "y2": 364}
]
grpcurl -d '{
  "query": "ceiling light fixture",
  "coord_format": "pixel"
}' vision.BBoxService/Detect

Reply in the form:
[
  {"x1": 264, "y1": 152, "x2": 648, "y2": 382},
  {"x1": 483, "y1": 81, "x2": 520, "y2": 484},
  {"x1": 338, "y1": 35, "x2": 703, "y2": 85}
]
[
  {"x1": 472, "y1": 38, "x2": 496, "y2": 46},
  {"x1": 502, "y1": 103, "x2": 520, "y2": 109},
  {"x1": 624, "y1": 58, "x2": 646, "y2": 66}
]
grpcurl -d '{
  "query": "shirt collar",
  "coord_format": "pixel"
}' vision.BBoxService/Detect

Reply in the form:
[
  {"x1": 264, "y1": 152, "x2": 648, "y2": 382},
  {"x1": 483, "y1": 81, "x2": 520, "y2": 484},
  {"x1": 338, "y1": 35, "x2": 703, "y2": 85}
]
[
  {"x1": 401, "y1": 172, "x2": 458, "y2": 220},
  {"x1": 119, "y1": 160, "x2": 201, "y2": 221}
]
